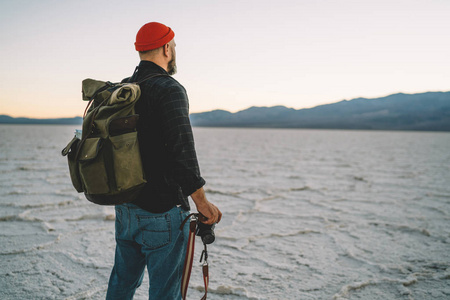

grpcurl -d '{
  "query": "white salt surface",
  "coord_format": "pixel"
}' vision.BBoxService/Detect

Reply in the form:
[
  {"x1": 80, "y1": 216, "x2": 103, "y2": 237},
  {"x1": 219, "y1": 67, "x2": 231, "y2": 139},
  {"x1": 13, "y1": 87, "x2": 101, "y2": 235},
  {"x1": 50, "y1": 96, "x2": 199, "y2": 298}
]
[{"x1": 1, "y1": 125, "x2": 449, "y2": 299}]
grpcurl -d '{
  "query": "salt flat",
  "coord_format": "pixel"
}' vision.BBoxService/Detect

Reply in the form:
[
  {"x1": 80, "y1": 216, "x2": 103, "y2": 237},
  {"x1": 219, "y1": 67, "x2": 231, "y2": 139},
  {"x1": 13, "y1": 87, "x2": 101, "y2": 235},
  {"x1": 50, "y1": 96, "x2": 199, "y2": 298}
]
[{"x1": 1, "y1": 125, "x2": 449, "y2": 299}]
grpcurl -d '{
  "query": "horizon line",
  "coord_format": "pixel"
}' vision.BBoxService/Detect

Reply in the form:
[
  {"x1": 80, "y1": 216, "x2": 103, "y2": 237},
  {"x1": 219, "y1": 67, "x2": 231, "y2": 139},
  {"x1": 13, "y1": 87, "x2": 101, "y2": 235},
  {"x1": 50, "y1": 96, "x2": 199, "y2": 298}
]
[{"x1": 2, "y1": 89, "x2": 448, "y2": 119}]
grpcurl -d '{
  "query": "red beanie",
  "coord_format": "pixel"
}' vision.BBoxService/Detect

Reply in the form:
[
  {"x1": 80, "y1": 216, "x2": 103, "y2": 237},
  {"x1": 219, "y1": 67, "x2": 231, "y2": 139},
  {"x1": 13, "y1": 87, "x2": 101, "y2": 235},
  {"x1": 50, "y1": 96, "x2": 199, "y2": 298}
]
[{"x1": 135, "y1": 22, "x2": 175, "y2": 51}]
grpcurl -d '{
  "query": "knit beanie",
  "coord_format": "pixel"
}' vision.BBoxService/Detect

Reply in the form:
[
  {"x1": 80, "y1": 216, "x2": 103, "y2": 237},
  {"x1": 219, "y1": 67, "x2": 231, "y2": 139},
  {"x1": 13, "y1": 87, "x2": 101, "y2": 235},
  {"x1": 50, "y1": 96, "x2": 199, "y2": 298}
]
[{"x1": 135, "y1": 22, "x2": 175, "y2": 51}]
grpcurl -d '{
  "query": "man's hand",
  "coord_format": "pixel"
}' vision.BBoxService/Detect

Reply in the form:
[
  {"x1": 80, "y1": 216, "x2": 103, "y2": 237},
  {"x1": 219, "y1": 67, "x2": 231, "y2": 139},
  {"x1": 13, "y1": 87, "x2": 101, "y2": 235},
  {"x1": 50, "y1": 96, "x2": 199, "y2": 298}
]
[{"x1": 190, "y1": 187, "x2": 222, "y2": 225}]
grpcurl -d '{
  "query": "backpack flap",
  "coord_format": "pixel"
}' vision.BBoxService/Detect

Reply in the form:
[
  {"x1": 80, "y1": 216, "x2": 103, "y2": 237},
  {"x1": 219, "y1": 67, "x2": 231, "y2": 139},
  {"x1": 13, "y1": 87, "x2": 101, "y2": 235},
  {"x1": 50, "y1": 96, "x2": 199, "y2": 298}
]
[
  {"x1": 82, "y1": 79, "x2": 114, "y2": 106},
  {"x1": 82, "y1": 79, "x2": 109, "y2": 100},
  {"x1": 78, "y1": 137, "x2": 109, "y2": 195},
  {"x1": 78, "y1": 137, "x2": 103, "y2": 162}
]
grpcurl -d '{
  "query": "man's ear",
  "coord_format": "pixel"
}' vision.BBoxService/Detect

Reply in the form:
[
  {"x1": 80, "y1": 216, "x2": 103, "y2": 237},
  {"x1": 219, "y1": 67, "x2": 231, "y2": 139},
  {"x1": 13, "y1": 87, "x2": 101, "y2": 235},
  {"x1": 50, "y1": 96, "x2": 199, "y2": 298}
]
[{"x1": 163, "y1": 43, "x2": 170, "y2": 57}]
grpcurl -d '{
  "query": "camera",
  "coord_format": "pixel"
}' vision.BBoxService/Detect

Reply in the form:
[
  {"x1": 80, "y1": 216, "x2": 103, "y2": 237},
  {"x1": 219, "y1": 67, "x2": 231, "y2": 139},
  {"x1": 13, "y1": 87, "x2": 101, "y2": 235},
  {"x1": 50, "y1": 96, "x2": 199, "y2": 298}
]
[{"x1": 196, "y1": 222, "x2": 216, "y2": 244}]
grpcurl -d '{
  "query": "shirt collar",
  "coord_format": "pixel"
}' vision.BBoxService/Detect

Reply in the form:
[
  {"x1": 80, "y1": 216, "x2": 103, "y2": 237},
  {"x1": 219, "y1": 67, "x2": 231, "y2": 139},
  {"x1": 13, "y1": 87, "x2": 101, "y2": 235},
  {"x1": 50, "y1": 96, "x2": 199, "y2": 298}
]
[{"x1": 137, "y1": 60, "x2": 169, "y2": 75}]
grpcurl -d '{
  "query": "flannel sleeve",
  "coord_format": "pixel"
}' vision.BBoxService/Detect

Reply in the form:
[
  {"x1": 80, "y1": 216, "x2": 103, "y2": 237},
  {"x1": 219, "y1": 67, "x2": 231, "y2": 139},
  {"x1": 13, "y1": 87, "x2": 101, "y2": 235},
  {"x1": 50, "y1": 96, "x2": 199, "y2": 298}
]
[{"x1": 159, "y1": 84, "x2": 205, "y2": 196}]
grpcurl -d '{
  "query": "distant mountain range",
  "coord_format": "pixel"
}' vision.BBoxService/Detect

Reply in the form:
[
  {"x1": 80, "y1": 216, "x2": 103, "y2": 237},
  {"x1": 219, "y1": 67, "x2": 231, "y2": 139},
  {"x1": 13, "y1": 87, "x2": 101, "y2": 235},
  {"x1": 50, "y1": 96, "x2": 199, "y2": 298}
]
[
  {"x1": 1, "y1": 91, "x2": 449, "y2": 131},
  {"x1": 0, "y1": 115, "x2": 83, "y2": 125},
  {"x1": 190, "y1": 91, "x2": 450, "y2": 131}
]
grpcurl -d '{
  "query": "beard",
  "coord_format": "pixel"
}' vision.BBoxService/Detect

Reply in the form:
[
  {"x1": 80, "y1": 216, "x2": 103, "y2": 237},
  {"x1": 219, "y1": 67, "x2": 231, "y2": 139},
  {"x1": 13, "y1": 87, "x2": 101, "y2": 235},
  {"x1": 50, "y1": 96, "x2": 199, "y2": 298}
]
[{"x1": 167, "y1": 47, "x2": 177, "y2": 75}]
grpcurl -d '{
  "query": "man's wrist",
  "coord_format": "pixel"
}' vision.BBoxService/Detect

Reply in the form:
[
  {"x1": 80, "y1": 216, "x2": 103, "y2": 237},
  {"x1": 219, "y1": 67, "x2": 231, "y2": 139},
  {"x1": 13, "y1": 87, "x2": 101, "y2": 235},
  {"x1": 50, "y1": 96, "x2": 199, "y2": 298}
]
[{"x1": 190, "y1": 187, "x2": 207, "y2": 205}]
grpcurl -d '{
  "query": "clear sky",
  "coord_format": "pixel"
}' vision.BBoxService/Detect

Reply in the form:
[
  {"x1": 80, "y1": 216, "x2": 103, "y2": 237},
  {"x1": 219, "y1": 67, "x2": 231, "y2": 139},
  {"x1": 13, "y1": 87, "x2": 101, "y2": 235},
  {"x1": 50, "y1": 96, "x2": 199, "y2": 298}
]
[{"x1": 1, "y1": 0, "x2": 449, "y2": 118}]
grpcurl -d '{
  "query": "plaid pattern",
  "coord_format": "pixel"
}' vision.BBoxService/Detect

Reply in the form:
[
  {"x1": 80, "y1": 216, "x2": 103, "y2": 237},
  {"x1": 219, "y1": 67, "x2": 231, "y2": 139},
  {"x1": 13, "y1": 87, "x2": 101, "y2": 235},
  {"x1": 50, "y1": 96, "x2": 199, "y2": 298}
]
[{"x1": 126, "y1": 61, "x2": 205, "y2": 213}]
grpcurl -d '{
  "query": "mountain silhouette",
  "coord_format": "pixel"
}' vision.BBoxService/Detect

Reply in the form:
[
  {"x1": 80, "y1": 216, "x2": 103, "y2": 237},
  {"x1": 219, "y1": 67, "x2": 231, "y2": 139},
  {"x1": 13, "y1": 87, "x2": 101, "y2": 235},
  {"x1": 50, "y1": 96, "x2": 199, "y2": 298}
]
[
  {"x1": 2, "y1": 91, "x2": 449, "y2": 131},
  {"x1": 190, "y1": 91, "x2": 450, "y2": 131}
]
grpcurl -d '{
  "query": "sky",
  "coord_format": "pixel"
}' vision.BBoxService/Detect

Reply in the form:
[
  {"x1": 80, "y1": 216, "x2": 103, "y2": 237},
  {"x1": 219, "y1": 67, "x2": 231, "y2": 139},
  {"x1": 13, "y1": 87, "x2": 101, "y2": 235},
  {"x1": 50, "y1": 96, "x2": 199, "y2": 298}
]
[{"x1": 0, "y1": 0, "x2": 449, "y2": 118}]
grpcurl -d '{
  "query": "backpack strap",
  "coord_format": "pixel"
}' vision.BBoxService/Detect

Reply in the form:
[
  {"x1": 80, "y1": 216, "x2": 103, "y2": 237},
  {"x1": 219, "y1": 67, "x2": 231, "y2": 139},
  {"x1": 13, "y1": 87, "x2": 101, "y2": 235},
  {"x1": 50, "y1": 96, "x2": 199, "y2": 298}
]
[
  {"x1": 127, "y1": 65, "x2": 168, "y2": 84},
  {"x1": 136, "y1": 73, "x2": 169, "y2": 84}
]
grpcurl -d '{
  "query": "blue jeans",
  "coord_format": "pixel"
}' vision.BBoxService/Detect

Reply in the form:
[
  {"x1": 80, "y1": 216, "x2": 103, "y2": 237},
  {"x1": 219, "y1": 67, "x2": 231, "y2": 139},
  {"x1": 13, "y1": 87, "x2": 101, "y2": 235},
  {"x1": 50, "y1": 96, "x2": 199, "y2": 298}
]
[{"x1": 106, "y1": 203, "x2": 190, "y2": 300}]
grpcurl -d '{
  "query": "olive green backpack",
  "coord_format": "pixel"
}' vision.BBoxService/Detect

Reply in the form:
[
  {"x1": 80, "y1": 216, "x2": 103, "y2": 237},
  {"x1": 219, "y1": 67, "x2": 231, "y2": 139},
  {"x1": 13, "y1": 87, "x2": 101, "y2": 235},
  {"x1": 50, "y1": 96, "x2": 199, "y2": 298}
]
[{"x1": 62, "y1": 74, "x2": 165, "y2": 205}]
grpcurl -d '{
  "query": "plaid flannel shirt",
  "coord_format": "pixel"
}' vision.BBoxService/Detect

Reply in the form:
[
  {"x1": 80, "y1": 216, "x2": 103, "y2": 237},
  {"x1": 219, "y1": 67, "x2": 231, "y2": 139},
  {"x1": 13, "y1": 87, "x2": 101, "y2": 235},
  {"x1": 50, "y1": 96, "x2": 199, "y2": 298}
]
[{"x1": 126, "y1": 60, "x2": 205, "y2": 213}]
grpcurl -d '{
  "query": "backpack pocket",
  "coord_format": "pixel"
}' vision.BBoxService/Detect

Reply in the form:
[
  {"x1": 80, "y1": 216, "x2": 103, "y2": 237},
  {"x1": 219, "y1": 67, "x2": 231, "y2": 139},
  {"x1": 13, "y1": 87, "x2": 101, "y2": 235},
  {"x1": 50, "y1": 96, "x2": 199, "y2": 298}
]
[
  {"x1": 62, "y1": 136, "x2": 83, "y2": 193},
  {"x1": 78, "y1": 137, "x2": 110, "y2": 195},
  {"x1": 110, "y1": 132, "x2": 146, "y2": 191}
]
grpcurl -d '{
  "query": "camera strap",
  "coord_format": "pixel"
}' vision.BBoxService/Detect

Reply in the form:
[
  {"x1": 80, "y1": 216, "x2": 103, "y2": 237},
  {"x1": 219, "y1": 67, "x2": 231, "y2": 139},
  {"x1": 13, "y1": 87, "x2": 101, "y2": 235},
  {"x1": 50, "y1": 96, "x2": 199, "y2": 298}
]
[{"x1": 180, "y1": 214, "x2": 209, "y2": 300}]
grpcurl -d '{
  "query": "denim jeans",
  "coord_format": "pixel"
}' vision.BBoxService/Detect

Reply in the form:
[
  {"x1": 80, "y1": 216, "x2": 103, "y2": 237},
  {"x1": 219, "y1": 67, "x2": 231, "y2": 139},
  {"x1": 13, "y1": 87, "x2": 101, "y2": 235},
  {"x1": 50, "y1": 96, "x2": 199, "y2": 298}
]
[{"x1": 106, "y1": 203, "x2": 190, "y2": 300}]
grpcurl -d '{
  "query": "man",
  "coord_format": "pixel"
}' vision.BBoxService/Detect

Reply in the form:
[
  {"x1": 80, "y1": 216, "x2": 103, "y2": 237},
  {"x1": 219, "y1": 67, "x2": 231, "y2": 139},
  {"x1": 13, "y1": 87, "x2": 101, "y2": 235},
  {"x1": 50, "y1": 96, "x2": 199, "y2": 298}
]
[{"x1": 106, "y1": 22, "x2": 222, "y2": 299}]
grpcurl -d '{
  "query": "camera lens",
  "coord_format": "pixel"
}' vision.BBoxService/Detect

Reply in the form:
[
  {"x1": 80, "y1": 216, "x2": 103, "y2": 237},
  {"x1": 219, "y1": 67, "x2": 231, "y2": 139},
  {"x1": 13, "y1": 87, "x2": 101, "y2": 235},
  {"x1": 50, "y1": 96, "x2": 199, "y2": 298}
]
[
  {"x1": 202, "y1": 231, "x2": 215, "y2": 244},
  {"x1": 196, "y1": 222, "x2": 216, "y2": 245}
]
